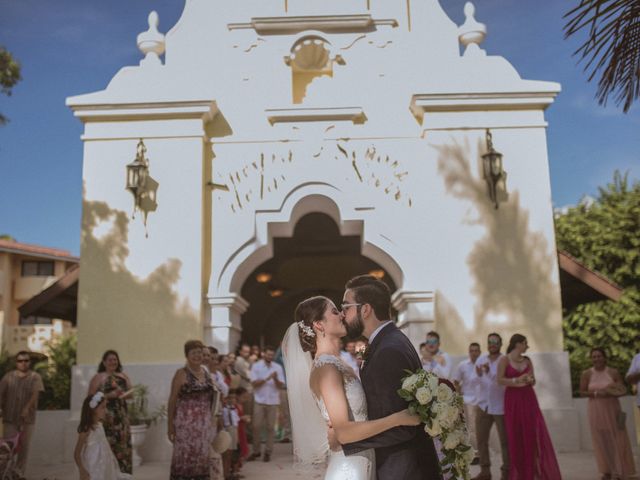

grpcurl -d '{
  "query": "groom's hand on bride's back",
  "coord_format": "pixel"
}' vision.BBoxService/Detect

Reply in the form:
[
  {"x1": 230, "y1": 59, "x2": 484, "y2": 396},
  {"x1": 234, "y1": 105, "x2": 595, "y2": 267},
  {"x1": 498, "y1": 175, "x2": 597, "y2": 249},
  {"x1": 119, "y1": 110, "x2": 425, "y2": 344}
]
[{"x1": 327, "y1": 422, "x2": 342, "y2": 452}]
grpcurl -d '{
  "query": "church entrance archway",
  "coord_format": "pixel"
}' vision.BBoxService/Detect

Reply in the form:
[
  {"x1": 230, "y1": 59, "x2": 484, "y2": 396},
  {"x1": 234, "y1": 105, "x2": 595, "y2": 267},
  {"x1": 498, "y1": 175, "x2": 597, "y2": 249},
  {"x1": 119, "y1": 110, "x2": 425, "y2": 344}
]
[{"x1": 239, "y1": 212, "x2": 397, "y2": 346}]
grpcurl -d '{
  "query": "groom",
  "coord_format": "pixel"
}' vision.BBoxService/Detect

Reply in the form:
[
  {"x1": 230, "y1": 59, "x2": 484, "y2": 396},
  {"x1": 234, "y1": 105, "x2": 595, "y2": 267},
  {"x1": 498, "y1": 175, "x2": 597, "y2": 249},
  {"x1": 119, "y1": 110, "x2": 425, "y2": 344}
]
[{"x1": 337, "y1": 274, "x2": 442, "y2": 479}]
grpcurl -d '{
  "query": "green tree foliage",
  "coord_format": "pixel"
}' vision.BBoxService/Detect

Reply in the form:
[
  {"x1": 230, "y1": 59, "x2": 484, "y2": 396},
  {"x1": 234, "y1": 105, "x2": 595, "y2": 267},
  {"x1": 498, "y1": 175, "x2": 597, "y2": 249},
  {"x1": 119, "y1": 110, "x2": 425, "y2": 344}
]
[
  {"x1": 555, "y1": 171, "x2": 640, "y2": 394},
  {"x1": 0, "y1": 46, "x2": 22, "y2": 125},
  {"x1": 564, "y1": 0, "x2": 640, "y2": 113},
  {"x1": 35, "y1": 334, "x2": 77, "y2": 410}
]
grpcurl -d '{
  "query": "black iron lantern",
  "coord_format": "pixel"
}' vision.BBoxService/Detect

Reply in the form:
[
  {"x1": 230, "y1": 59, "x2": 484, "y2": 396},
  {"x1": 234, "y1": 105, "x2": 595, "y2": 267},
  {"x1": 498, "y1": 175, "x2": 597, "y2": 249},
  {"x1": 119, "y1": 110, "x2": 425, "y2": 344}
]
[
  {"x1": 481, "y1": 129, "x2": 506, "y2": 209},
  {"x1": 126, "y1": 139, "x2": 149, "y2": 213}
]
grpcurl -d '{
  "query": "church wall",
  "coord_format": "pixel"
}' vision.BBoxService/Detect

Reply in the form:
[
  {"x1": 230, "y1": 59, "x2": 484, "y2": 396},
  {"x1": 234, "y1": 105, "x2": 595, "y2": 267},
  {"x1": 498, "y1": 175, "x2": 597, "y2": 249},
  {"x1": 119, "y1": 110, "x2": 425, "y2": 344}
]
[{"x1": 77, "y1": 129, "x2": 208, "y2": 365}]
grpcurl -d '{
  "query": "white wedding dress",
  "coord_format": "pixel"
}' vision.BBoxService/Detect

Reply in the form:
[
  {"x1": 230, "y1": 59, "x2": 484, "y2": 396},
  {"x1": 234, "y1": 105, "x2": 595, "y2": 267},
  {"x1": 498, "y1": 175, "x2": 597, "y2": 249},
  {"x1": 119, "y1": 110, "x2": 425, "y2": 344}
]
[
  {"x1": 312, "y1": 354, "x2": 375, "y2": 480},
  {"x1": 82, "y1": 423, "x2": 132, "y2": 480}
]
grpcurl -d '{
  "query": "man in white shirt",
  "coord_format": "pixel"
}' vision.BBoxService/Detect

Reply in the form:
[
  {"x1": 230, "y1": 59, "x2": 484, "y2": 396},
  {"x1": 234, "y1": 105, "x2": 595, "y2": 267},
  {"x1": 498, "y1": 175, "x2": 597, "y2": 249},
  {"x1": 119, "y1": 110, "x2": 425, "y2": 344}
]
[
  {"x1": 248, "y1": 345, "x2": 285, "y2": 462},
  {"x1": 453, "y1": 342, "x2": 482, "y2": 461},
  {"x1": 472, "y1": 333, "x2": 509, "y2": 480},
  {"x1": 340, "y1": 339, "x2": 360, "y2": 378},
  {"x1": 421, "y1": 331, "x2": 452, "y2": 379},
  {"x1": 626, "y1": 351, "x2": 640, "y2": 411}
]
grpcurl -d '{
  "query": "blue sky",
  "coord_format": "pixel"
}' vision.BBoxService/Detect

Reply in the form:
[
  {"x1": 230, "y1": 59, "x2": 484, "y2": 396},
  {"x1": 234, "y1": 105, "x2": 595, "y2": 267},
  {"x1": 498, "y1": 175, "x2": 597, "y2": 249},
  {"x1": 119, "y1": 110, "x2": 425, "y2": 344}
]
[{"x1": 0, "y1": 0, "x2": 638, "y2": 256}]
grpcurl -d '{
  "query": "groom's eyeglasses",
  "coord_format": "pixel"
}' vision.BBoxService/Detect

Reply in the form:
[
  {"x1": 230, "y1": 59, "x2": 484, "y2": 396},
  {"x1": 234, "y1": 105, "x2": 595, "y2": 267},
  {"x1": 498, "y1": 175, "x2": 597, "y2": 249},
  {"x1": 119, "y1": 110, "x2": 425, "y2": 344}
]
[{"x1": 341, "y1": 303, "x2": 362, "y2": 313}]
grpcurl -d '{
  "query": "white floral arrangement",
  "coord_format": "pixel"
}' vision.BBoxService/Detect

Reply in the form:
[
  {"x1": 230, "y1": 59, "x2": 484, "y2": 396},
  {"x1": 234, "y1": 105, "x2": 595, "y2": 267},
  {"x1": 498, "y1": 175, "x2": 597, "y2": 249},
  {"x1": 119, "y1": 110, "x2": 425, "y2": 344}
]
[{"x1": 397, "y1": 369, "x2": 473, "y2": 479}]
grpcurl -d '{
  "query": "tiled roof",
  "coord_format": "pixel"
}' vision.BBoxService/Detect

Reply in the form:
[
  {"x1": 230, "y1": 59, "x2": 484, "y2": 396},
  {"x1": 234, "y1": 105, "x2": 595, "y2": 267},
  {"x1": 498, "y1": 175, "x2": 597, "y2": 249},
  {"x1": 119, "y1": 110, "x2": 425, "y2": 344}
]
[{"x1": 0, "y1": 239, "x2": 79, "y2": 262}]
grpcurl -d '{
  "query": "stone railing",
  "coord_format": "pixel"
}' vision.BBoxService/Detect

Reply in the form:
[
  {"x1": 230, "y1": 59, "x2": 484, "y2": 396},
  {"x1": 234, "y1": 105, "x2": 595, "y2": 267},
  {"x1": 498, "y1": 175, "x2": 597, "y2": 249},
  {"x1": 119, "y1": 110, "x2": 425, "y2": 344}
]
[{"x1": 8, "y1": 320, "x2": 75, "y2": 354}]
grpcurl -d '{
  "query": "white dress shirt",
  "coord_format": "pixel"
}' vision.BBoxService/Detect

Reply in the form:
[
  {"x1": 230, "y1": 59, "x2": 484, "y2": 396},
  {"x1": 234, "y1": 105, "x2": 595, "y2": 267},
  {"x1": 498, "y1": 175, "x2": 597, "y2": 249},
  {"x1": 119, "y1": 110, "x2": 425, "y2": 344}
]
[
  {"x1": 422, "y1": 350, "x2": 453, "y2": 380},
  {"x1": 453, "y1": 358, "x2": 481, "y2": 405},
  {"x1": 626, "y1": 353, "x2": 640, "y2": 406},
  {"x1": 474, "y1": 353, "x2": 505, "y2": 415},
  {"x1": 250, "y1": 359, "x2": 285, "y2": 405}
]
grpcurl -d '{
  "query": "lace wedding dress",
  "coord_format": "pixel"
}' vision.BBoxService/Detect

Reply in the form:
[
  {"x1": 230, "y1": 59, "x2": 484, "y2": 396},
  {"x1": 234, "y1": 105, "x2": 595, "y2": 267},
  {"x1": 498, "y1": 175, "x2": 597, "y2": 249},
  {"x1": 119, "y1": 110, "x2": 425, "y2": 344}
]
[
  {"x1": 82, "y1": 423, "x2": 132, "y2": 480},
  {"x1": 312, "y1": 354, "x2": 375, "y2": 480}
]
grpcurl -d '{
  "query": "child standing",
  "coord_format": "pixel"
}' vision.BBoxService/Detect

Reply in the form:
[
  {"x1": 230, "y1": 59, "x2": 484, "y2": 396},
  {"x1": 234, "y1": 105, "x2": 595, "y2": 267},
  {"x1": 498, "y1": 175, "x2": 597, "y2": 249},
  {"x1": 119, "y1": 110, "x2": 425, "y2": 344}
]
[
  {"x1": 74, "y1": 392, "x2": 132, "y2": 480},
  {"x1": 222, "y1": 389, "x2": 241, "y2": 480}
]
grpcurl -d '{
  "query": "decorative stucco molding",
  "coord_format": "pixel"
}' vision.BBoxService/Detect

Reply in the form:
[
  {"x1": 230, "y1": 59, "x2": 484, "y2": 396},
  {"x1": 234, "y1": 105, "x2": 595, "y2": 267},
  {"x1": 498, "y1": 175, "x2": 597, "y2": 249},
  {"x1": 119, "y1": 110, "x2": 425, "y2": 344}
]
[
  {"x1": 265, "y1": 106, "x2": 366, "y2": 125},
  {"x1": 228, "y1": 15, "x2": 398, "y2": 35}
]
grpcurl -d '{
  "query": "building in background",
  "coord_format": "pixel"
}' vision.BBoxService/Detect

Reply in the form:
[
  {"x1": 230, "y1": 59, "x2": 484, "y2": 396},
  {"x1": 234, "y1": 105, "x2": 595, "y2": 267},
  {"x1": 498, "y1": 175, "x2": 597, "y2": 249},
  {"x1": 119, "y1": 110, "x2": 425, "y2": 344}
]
[{"x1": 0, "y1": 239, "x2": 78, "y2": 354}]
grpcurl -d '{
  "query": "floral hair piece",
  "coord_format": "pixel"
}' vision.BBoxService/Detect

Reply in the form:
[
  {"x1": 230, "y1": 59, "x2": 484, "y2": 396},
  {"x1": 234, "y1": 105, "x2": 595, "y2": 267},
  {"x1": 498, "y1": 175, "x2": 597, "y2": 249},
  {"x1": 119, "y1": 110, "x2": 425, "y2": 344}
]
[
  {"x1": 297, "y1": 321, "x2": 315, "y2": 338},
  {"x1": 89, "y1": 391, "x2": 105, "y2": 409}
]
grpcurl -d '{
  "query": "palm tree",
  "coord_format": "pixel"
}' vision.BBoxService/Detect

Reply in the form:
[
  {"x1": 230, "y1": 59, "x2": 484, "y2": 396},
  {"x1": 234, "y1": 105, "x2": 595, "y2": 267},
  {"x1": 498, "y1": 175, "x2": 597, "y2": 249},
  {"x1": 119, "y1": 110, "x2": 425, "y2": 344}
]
[{"x1": 564, "y1": 0, "x2": 640, "y2": 112}]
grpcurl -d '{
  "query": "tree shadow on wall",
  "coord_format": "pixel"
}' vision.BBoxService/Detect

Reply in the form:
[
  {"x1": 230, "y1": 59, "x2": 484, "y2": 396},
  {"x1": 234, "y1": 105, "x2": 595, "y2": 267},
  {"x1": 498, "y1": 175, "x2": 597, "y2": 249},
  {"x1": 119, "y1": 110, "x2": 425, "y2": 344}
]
[
  {"x1": 78, "y1": 197, "x2": 200, "y2": 364},
  {"x1": 434, "y1": 139, "x2": 561, "y2": 350}
]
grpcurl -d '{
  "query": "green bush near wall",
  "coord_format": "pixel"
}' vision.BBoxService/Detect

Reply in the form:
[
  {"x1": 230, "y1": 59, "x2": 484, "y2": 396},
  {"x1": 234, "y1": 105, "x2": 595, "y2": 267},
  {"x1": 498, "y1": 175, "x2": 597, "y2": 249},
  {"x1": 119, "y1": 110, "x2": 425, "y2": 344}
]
[
  {"x1": 35, "y1": 334, "x2": 77, "y2": 410},
  {"x1": 555, "y1": 171, "x2": 640, "y2": 396}
]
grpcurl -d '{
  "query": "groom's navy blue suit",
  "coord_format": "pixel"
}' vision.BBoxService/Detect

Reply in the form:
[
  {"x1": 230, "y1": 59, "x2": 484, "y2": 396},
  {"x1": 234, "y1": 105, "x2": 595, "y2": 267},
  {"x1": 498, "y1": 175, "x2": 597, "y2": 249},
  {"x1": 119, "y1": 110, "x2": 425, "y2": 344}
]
[{"x1": 343, "y1": 323, "x2": 442, "y2": 479}]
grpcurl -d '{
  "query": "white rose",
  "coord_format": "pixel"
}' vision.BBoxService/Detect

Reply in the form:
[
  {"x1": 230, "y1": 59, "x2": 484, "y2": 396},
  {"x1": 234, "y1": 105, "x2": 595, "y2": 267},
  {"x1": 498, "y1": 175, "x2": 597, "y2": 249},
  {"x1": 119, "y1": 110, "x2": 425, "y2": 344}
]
[
  {"x1": 402, "y1": 374, "x2": 421, "y2": 393},
  {"x1": 427, "y1": 374, "x2": 439, "y2": 392},
  {"x1": 424, "y1": 422, "x2": 442, "y2": 437},
  {"x1": 415, "y1": 386, "x2": 433, "y2": 405},
  {"x1": 436, "y1": 383, "x2": 453, "y2": 403},
  {"x1": 443, "y1": 430, "x2": 461, "y2": 450},
  {"x1": 462, "y1": 446, "x2": 475, "y2": 463},
  {"x1": 436, "y1": 405, "x2": 458, "y2": 430}
]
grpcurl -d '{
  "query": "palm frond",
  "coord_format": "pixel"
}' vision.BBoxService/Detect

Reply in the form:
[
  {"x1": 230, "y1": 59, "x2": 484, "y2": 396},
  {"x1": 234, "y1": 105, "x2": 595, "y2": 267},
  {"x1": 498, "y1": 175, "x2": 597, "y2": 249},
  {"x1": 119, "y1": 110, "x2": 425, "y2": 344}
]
[{"x1": 564, "y1": 0, "x2": 640, "y2": 112}]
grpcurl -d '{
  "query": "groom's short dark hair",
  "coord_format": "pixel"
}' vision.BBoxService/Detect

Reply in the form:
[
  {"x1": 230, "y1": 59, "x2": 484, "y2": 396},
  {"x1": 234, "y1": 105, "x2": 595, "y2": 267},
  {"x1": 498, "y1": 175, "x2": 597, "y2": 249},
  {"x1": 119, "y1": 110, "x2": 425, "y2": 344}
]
[{"x1": 345, "y1": 274, "x2": 391, "y2": 321}]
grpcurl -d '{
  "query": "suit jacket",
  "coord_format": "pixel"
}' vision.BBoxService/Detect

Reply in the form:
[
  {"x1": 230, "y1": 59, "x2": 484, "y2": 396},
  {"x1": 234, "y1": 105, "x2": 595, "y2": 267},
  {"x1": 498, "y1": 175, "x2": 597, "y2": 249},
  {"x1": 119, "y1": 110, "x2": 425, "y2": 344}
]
[{"x1": 343, "y1": 323, "x2": 442, "y2": 480}]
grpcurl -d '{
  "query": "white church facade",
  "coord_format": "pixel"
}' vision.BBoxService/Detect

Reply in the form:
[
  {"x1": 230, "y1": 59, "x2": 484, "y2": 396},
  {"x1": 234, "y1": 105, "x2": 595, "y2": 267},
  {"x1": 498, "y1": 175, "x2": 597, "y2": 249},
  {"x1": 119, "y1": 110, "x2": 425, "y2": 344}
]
[{"x1": 66, "y1": 0, "x2": 580, "y2": 458}]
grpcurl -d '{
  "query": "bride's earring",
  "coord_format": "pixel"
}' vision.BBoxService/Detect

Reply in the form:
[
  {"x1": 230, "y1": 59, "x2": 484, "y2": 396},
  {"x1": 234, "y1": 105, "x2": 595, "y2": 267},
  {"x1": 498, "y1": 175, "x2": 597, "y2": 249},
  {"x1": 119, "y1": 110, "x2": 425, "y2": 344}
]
[{"x1": 322, "y1": 331, "x2": 326, "y2": 338}]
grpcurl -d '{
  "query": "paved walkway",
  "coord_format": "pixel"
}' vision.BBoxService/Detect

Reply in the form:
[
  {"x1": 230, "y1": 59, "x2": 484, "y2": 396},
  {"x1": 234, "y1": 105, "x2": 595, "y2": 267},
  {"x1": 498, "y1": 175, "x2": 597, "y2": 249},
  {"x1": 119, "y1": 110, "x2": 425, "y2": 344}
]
[{"x1": 28, "y1": 444, "x2": 638, "y2": 479}]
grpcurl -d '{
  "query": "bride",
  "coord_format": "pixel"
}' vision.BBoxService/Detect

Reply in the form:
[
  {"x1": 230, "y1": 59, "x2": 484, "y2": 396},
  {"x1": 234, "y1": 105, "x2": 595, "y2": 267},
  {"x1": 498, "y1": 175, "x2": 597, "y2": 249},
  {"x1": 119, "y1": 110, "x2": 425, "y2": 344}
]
[{"x1": 282, "y1": 296, "x2": 419, "y2": 479}]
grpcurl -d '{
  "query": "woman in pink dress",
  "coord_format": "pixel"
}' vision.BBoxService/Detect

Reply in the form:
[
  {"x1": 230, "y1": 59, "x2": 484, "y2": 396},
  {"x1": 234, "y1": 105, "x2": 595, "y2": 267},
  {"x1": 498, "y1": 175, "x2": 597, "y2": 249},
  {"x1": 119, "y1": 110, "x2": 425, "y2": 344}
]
[
  {"x1": 580, "y1": 348, "x2": 636, "y2": 480},
  {"x1": 497, "y1": 334, "x2": 561, "y2": 480}
]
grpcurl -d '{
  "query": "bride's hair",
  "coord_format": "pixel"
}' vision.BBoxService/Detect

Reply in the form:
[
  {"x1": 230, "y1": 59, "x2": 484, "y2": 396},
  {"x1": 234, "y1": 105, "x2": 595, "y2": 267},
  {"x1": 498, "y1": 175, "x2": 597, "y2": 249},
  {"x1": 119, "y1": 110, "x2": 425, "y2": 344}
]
[{"x1": 294, "y1": 296, "x2": 330, "y2": 355}]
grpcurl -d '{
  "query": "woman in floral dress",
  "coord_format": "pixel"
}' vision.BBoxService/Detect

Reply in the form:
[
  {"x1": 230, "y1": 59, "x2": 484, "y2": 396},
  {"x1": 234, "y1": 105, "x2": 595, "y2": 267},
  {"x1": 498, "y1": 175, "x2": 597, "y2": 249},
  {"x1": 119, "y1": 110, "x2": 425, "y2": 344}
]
[
  {"x1": 168, "y1": 340, "x2": 215, "y2": 480},
  {"x1": 88, "y1": 350, "x2": 133, "y2": 474}
]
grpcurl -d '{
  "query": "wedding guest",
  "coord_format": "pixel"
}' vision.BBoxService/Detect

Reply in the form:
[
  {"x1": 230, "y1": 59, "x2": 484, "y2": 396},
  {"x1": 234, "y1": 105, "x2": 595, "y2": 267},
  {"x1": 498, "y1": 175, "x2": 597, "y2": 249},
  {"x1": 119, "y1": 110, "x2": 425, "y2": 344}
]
[
  {"x1": 472, "y1": 333, "x2": 510, "y2": 480},
  {"x1": 581, "y1": 347, "x2": 636, "y2": 480},
  {"x1": 626, "y1": 350, "x2": 640, "y2": 414},
  {"x1": 208, "y1": 347, "x2": 229, "y2": 397},
  {"x1": 250, "y1": 345, "x2": 261, "y2": 365},
  {"x1": 274, "y1": 344, "x2": 291, "y2": 443},
  {"x1": 74, "y1": 392, "x2": 131, "y2": 480},
  {"x1": 498, "y1": 334, "x2": 561, "y2": 479},
  {"x1": 234, "y1": 343, "x2": 254, "y2": 421},
  {"x1": 168, "y1": 340, "x2": 216, "y2": 480},
  {"x1": 88, "y1": 350, "x2": 133, "y2": 474},
  {"x1": 222, "y1": 389, "x2": 240, "y2": 480},
  {"x1": 0, "y1": 351, "x2": 44, "y2": 478},
  {"x1": 340, "y1": 339, "x2": 360, "y2": 378},
  {"x1": 234, "y1": 344, "x2": 253, "y2": 393},
  {"x1": 453, "y1": 342, "x2": 482, "y2": 463},
  {"x1": 421, "y1": 331, "x2": 452, "y2": 379},
  {"x1": 222, "y1": 354, "x2": 241, "y2": 389},
  {"x1": 248, "y1": 345, "x2": 285, "y2": 462}
]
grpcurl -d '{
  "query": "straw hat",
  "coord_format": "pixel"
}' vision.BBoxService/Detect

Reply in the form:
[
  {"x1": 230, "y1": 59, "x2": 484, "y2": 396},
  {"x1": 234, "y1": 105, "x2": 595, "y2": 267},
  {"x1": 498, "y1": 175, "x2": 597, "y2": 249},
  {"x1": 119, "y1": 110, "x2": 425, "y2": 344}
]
[{"x1": 211, "y1": 430, "x2": 231, "y2": 453}]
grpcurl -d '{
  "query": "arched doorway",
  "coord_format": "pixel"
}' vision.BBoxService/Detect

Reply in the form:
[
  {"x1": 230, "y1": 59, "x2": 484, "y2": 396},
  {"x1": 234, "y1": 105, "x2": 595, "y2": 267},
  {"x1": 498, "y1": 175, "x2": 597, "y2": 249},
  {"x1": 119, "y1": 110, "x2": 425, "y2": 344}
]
[{"x1": 240, "y1": 212, "x2": 397, "y2": 346}]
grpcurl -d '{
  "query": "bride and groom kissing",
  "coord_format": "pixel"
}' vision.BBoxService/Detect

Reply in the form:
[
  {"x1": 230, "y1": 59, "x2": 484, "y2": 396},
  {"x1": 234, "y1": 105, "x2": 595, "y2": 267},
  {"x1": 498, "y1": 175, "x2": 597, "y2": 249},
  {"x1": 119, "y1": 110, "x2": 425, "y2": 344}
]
[{"x1": 282, "y1": 274, "x2": 443, "y2": 480}]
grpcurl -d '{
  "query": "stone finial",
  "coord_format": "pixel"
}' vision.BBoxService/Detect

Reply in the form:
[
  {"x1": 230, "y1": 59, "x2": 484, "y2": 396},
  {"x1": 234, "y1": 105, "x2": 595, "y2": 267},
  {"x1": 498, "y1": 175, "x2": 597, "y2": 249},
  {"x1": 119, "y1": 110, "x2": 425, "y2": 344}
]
[
  {"x1": 137, "y1": 11, "x2": 165, "y2": 66},
  {"x1": 458, "y1": 2, "x2": 487, "y2": 57}
]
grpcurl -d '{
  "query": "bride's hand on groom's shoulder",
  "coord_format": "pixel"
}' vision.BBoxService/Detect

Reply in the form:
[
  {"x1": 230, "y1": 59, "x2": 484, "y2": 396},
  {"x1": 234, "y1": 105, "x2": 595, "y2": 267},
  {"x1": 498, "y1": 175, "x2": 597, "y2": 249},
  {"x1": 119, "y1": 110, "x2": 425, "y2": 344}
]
[{"x1": 393, "y1": 409, "x2": 421, "y2": 427}]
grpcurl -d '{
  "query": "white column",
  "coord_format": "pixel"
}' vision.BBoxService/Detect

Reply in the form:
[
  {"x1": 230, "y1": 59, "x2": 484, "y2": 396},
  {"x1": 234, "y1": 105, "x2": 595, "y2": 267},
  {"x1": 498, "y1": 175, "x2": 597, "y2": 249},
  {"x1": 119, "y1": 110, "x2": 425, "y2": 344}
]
[
  {"x1": 392, "y1": 289, "x2": 435, "y2": 349},
  {"x1": 206, "y1": 294, "x2": 249, "y2": 353}
]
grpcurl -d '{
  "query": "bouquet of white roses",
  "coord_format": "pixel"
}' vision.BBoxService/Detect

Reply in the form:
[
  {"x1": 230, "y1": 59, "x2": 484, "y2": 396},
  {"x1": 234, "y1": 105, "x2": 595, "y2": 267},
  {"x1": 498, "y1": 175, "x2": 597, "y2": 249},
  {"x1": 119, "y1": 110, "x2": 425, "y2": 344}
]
[{"x1": 397, "y1": 369, "x2": 473, "y2": 479}]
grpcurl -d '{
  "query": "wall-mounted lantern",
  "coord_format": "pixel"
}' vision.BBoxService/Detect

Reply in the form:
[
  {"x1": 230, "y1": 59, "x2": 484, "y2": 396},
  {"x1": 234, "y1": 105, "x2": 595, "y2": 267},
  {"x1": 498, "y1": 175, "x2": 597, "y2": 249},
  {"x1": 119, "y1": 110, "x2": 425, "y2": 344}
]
[
  {"x1": 481, "y1": 129, "x2": 507, "y2": 209},
  {"x1": 126, "y1": 139, "x2": 158, "y2": 233}
]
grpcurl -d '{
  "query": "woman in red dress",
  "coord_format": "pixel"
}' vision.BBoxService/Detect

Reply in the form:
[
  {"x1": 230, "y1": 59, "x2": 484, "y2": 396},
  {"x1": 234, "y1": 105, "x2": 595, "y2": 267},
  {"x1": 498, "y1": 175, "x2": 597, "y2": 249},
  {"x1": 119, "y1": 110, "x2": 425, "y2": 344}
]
[{"x1": 497, "y1": 334, "x2": 561, "y2": 480}]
